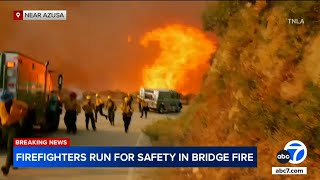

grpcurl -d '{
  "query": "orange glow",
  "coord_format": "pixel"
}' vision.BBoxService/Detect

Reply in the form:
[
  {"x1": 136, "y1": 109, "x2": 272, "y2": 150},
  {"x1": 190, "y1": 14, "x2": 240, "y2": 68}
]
[
  {"x1": 7, "y1": 62, "x2": 15, "y2": 68},
  {"x1": 140, "y1": 24, "x2": 217, "y2": 94}
]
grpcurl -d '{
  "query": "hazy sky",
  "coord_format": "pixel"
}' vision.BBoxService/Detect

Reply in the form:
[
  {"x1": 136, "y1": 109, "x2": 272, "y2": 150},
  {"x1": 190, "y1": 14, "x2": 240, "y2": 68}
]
[{"x1": 0, "y1": 1, "x2": 211, "y2": 92}]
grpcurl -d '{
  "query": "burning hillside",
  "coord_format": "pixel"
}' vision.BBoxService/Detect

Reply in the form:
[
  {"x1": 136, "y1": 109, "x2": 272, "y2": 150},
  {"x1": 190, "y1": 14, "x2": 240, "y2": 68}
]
[
  {"x1": 145, "y1": 1, "x2": 320, "y2": 179},
  {"x1": 140, "y1": 24, "x2": 216, "y2": 94}
]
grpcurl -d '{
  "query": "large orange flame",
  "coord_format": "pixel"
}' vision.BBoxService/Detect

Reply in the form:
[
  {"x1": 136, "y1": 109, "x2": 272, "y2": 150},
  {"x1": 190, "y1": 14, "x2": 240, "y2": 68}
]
[{"x1": 140, "y1": 24, "x2": 216, "y2": 94}]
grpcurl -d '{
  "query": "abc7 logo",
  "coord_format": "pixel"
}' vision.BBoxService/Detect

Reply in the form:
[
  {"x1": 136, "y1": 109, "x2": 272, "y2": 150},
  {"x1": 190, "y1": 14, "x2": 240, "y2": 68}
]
[{"x1": 276, "y1": 140, "x2": 307, "y2": 164}]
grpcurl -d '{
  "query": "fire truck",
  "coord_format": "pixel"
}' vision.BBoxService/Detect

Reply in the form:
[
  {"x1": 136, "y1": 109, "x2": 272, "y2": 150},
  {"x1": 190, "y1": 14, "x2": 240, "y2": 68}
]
[
  {"x1": 139, "y1": 88, "x2": 182, "y2": 113},
  {"x1": 0, "y1": 51, "x2": 62, "y2": 132}
]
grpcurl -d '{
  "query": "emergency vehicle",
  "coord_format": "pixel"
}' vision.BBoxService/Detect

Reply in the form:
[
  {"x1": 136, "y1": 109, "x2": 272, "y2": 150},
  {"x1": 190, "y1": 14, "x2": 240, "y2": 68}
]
[
  {"x1": 0, "y1": 51, "x2": 61, "y2": 132},
  {"x1": 139, "y1": 88, "x2": 182, "y2": 113}
]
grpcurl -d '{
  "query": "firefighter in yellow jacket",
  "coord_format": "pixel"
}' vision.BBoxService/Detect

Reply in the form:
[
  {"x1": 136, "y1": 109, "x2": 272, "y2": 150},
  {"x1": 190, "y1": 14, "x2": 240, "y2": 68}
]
[
  {"x1": 63, "y1": 92, "x2": 81, "y2": 134},
  {"x1": 121, "y1": 97, "x2": 134, "y2": 133},
  {"x1": 0, "y1": 90, "x2": 28, "y2": 176},
  {"x1": 140, "y1": 99, "x2": 149, "y2": 118},
  {"x1": 82, "y1": 96, "x2": 96, "y2": 131},
  {"x1": 106, "y1": 96, "x2": 117, "y2": 126},
  {"x1": 137, "y1": 95, "x2": 142, "y2": 112},
  {"x1": 95, "y1": 94, "x2": 108, "y2": 122}
]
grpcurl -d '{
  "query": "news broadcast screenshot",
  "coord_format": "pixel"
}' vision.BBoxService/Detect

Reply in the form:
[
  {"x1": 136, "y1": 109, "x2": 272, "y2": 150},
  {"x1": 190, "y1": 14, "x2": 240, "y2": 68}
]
[{"x1": 0, "y1": 0, "x2": 318, "y2": 179}]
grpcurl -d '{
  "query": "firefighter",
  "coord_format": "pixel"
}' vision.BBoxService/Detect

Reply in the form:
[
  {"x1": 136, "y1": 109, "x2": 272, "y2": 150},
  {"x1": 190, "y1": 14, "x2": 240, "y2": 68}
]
[
  {"x1": 140, "y1": 99, "x2": 149, "y2": 118},
  {"x1": 0, "y1": 90, "x2": 28, "y2": 176},
  {"x1": 95, "y1": 94, "x2": 108, "y2": 122},
  {"x1": 120, "y1": 97, "x2": 134, "y2": 133},
  {"x1": 63, "y1": 92, "x2": 81, "y2": 134},
  {"x1": 106, "y1": 96, "x2": 117, "y2": 126},
  {"x1": 46, "y1": 91, "x2": 60, "y2": 131},
  {"x1": 82, "y1": 96, "x2": 96, "y2": 131},
  {"x1": 137, "y1": 95, "x2": 142, "y2": 112},
  {"x1": 127, "y1": 93, "x2": 133, "y2": 107}
]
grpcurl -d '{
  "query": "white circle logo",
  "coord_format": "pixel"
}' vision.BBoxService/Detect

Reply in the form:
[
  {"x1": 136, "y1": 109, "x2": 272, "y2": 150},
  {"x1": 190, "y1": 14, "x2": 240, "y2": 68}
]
[{"x1": 284, "y1": 140, "x2": 307, "y2": 164}]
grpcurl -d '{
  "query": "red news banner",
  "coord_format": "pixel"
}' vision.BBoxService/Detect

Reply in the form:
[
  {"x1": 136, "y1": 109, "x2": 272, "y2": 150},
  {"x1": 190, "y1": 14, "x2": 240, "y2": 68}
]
[{"x1": 14, "y1": 138, "x2": 70, "y2": 146}]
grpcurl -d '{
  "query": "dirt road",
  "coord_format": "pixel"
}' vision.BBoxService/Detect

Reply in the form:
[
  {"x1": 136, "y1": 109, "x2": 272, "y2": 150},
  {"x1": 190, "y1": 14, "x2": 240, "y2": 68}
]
[{"x1": 0, "y1": 103, "x2": 187, "y2": 180}]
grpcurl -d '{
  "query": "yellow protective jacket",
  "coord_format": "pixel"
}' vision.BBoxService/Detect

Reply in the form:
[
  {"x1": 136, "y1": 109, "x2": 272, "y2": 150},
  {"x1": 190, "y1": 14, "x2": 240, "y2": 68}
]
[
  {"x1": 121, "y1": 103, "x2": 133, "y2": 115},
  {"x1": 0, "y1": 99, "x2": 28, "y2": 126},
  {"x1": 64, "y1": 99, "x2": 81, "y2": 113},
  {"x1": 82, "y1": 103, "x2": 95, "y2": 114},
  {"x1": 137, "y1": 98, "x2": 142, "y2": 103},
  {"x1": 106, "y1": 100, "x2": 116, "y2": 111},
  {"x1": 95, "y1": 98, "x2": 104, "y2": 106},
  {"x1": 141, "y1": 100, "x2": 148, "y2": 107}
]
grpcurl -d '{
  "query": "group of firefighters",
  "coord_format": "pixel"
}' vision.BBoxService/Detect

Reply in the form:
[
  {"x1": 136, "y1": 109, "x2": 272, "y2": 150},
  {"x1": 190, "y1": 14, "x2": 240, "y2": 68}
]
[
  {"x1": 80, "y1": 94, "x2": 116, "y2": 132},
  {"x1": 63, "y1": 92, "x2": 148, "y2": 134},
  {"x1": 0, "y1": 90, "x2": 149, "y2": 176}
]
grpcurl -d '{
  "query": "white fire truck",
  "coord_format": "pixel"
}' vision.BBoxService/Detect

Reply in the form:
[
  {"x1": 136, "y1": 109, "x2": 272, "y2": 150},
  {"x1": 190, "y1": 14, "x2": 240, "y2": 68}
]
[{"x1": 139, "y1": 87, "x2": 182, "y2": 113}]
